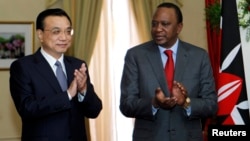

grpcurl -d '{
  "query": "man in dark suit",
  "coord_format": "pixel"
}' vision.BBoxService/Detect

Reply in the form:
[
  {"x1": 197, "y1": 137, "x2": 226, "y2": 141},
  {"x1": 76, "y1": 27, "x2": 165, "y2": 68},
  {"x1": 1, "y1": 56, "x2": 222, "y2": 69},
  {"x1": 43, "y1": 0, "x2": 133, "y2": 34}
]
[
  {"x1": 9, "y1": 8, "x2": 102, "y2": 141},
  {"x1": 120, "y1": 2, "x2": 218, "y2": 141}
]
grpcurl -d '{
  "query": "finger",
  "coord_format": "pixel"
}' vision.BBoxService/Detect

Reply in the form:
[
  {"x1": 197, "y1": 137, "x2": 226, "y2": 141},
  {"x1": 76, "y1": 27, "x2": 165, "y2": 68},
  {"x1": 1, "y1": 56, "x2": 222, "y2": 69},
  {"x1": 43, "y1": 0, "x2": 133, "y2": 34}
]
[
  {"x1": 155, "y1": 87, "x2": 161, "y2": 94},
  {"x1": 163, "y1": 99, "x2": 176, "y2": 107},
  {"x1": 177, "y1": 82, "x2": 182, "y2": 88},
  {"x1": 75, "y1": 69, "x2": 86, "y2": 80},
  {"x1": 79, "y1": 63, "x2": 87, "y2": 73},
  {"x1": 75, "y1": 75, "x2": 86, "y2": 88}
]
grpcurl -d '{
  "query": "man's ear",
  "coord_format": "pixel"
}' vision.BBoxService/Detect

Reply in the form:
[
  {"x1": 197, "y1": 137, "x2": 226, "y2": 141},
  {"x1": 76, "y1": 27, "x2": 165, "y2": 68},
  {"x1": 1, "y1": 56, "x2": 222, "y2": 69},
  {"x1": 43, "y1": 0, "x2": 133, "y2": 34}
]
[
  {"x1": 177, "y1": 23, "x2": 183, "y2": 34},
  {"x1": 37, "y1": 29, "x2": 43, "y2": 42}
]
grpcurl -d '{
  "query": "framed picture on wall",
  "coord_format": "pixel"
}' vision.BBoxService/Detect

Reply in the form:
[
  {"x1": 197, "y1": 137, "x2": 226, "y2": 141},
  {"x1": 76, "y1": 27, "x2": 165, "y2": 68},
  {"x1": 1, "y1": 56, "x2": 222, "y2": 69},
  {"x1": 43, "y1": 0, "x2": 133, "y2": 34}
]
[{"x1": 0, "y1": 21, "x2": 34, "y2": 70}]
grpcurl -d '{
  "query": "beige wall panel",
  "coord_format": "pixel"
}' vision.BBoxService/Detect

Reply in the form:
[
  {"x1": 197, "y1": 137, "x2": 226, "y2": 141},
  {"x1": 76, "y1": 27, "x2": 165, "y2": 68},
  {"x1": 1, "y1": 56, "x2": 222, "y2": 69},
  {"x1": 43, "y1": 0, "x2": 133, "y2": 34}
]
[
  {"x1": 0, "y1": 0, "x2": 45, "y2": 140},
  {"x1": 180, "y1": 0, "x2": 207, "y2": 50}
]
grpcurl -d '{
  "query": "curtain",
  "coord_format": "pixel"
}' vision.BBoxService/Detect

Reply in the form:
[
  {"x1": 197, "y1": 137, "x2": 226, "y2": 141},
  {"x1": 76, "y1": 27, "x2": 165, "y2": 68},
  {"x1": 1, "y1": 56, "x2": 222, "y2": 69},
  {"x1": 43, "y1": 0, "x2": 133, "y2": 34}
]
[
  {"x1": 129, "y1": 0, "x2": 183, "y2": 42},
  {"x1": 46, "y1": 0, "x2": 58, "y2": 7},
  {"x1": 63, "y1": 1, "x2": 103, "y2": 140},
  {"x1": 89, "y1": 0, "x2": 184, "y2": 140},
  {"x1": 205, "y1": 0, "x2": 221, "y2": 88},
  {"x1": 129, "y1": 0, "x2": 164, "y2": 42},
  {"x1": 204, "y1": 0, "x2": 221, "y2": 140},
  {"x1": 45, "y1": 0, "x2": 102, "y2": 64},
  {"x1": 64, "y1": 0, "x2": 103, "y2": 64},
  {"x1": 88, "y1": 0, "x2": 140, "y2": 140},
  {"x1": 71, "y1": 0, "x2": 103, "y2": 64}
]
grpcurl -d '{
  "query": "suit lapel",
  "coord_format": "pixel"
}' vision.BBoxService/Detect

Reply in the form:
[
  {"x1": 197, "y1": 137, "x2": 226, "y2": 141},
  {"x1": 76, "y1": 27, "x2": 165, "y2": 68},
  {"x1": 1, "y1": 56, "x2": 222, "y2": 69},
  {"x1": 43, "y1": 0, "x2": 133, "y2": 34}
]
[
  {"x1": 145, "y1": 41, "x2": 190, "y2": 96},
  {"x1": 64, "y1": 57, "x2": 74, "y2": 84},
  {"x1": 175, "y1": 41, "x2": 189, "y2": 82},
  {"x1": 145, "y1": 42, "x2": 169, "y2": 95},
  {"x1": 33, "y1": 49, "x2": 64, "y2": 92}
]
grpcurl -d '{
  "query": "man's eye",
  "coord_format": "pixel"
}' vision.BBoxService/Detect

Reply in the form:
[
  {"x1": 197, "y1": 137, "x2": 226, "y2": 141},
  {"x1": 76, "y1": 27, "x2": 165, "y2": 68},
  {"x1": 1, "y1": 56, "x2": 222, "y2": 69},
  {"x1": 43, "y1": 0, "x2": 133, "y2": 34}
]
[
  {"x1": 152, "y1": 22, "x2": 158, "y2": 27},
  {"x1": 66, "y1": 30, "x2": 72, "y2": 35},
  {"x1": 52, "y1": 30, "x2": 61, "y2": 35},
  {"x1": 161, "y1": 22, "x2": 168, "y2": 26}
]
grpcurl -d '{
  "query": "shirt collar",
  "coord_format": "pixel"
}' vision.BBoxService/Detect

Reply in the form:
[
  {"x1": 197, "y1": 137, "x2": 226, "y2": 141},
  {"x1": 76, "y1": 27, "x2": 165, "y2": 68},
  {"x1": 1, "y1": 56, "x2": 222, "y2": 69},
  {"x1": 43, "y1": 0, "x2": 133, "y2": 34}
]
[
  {"x1": 158, "y1": 39, "x2": 179, "y2": 55},
  {"x1": 40, "y1": 47, "x2": 64, "y2": 67}
]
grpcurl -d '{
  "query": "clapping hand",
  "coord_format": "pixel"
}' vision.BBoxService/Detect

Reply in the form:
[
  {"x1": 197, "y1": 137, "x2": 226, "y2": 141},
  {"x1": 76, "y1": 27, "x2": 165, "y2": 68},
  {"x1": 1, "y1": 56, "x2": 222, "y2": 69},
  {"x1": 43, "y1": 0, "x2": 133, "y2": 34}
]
[
  {"x1": 152, "y1": 81, "x2": 188, "y2": 109},
  {"x1": 171, "y1": 81, "x2": 188, "y2": 106},
  {"x1": 153, "y1": 87, "x2": 177, "y2": 109},
  {"x1": 68, "y1": 63, "x2": 87, "y2": 98},
  {"x1": 74, "y1": 63, "x2": 87, "y2": 93}
]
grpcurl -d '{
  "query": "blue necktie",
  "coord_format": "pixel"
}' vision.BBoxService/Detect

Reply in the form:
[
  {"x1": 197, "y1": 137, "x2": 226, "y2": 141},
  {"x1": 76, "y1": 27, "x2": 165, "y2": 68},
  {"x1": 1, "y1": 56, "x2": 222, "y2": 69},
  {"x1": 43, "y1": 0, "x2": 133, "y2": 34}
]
[{"x1": 55, "y1": 61, "x2": 68, "y2": 91}]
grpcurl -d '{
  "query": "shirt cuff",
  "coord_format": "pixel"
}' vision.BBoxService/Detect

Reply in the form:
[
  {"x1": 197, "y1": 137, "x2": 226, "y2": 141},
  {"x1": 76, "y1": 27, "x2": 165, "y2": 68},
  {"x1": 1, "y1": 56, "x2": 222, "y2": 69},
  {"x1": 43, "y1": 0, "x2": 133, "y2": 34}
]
[
  {"x1": 67, "y1": 90, "x2": 72, "y2": 100},
  {"x1": 78, "y1": 93, "x2": 84, "y2": 102},
  {"x1": 77, "y1": 90, "x2": 87, "y2": 102},
  {"x1": 185, "y1": 106, "x2": 191, "y2": 116},
  {"x1": 152, "y1": 105, "x2": 159, "y2": 115}
]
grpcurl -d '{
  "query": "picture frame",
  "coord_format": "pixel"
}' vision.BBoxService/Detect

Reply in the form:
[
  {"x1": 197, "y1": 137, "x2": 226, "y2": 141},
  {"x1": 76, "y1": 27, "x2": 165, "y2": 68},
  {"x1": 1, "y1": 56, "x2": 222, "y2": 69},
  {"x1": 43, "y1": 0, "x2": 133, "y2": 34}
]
[{"x1": 0, "y1": 21, "x2": 34, "y2": 70}]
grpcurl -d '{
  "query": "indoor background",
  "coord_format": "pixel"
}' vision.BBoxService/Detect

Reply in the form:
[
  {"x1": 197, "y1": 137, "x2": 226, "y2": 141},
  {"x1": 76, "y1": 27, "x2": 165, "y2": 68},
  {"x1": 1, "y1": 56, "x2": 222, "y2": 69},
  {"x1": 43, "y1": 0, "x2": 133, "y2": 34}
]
[{"x1": 0, "y1": 0, "x2": 207, "y2": 141}]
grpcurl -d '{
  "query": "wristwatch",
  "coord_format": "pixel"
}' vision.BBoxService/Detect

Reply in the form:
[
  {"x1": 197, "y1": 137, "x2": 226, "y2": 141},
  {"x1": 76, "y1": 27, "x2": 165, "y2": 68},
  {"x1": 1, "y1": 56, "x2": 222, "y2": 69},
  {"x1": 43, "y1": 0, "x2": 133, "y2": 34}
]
[{"x1": 183, "y1": 97, "x2": 191, "y2": 109}]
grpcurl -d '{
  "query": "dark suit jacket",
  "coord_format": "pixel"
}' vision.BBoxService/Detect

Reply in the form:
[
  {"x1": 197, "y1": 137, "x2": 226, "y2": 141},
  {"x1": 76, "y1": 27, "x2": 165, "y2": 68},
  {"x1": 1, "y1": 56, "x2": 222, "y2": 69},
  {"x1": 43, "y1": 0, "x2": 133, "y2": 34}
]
[
  {"x1": 9, "y1": 48, "x2": 102, "y2": 141},
  {"x1": 120, "y1": 40, "x2": 218, "y2": 141}
]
